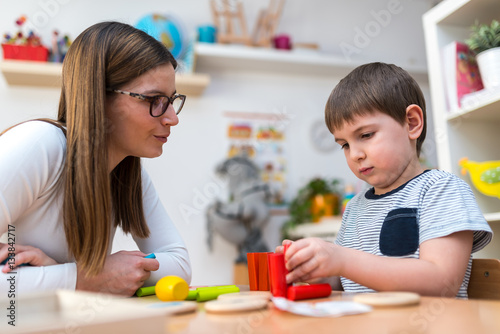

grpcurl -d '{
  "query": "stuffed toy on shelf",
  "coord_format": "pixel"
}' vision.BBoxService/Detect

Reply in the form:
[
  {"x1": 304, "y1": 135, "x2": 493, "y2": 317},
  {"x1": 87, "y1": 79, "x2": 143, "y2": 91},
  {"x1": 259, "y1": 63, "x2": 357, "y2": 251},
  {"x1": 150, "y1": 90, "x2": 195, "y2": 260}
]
[{"x1": 459, "y1": 157, "x2": 500, "y2": 199}]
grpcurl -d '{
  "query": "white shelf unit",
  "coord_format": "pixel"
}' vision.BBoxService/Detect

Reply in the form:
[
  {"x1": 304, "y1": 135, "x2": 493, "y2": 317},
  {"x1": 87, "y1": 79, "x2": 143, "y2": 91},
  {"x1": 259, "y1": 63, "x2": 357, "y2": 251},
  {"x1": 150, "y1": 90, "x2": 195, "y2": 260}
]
[
  {"x1": 194, "y1": 42, "x2": 428, "y2": 83},
  {"x1": 423, "y1": 0, "x2": 500, "y2": 226}
]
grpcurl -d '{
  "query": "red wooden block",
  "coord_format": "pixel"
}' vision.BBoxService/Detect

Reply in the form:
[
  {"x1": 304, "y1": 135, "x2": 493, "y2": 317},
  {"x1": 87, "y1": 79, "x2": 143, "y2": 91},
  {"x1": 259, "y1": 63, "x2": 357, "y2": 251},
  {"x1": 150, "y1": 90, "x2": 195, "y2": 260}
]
[
  {"x1": 268, "y1": 253, "x2": 289, "y2": 298},
  {"x1": 246, "y1": 252, "x2": 259, "y2": 291},
  {"x1": 287, "y1": 284, "x2": 332, "y2": 301}
]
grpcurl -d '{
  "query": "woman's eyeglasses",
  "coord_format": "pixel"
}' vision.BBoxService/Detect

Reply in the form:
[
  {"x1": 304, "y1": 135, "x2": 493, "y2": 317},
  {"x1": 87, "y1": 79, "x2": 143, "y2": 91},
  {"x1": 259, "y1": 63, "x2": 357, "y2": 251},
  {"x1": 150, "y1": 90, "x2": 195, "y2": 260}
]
[{"x1": 107, "y1": 89, "x2": 186, "y2": 117}]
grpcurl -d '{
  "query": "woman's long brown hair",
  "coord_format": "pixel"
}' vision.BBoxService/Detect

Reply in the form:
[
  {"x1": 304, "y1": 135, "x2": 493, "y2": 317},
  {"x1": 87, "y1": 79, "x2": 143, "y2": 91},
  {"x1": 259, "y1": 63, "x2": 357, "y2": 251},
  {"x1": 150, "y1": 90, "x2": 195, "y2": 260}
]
[{"x1": 8, "y1": 22, "x2": 177, "y2": 276}]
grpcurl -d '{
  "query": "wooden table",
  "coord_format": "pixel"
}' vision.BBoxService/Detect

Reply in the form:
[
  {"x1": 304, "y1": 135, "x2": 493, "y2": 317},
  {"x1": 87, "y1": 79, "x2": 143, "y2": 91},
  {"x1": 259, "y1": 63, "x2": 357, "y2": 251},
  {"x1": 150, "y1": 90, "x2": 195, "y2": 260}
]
[{"x1": 137, "y1": 291, "x2": 500, "y2": 334}]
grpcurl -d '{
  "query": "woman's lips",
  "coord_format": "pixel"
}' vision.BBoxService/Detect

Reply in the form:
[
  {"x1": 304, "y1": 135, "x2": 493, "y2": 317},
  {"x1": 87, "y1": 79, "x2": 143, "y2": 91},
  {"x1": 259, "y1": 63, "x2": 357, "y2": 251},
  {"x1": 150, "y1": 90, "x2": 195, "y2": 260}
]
[{"x1": 154, "y1": 136, "x2": 168, "y2": 143}]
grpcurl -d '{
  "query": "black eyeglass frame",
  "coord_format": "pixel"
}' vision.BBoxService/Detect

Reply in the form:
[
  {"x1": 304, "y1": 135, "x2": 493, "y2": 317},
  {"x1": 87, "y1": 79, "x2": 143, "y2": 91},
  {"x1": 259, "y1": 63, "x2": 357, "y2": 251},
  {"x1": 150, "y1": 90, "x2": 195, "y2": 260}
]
[{"x1": 106, "y1": 88, "x2": 186, "y2": 117}]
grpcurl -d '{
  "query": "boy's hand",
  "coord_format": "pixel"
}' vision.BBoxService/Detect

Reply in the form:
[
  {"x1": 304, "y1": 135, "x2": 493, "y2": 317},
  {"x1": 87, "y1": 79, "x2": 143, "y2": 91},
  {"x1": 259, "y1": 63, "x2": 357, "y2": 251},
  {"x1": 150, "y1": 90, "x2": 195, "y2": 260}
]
[
  {"x1": 0, "y1": 242, "x2": 58, "y2": 273},
  {"x1": 284, "y1": 238, "x2": 342, "y2": 284},
  {"x1": 274, "y1": 239, "x2": 293, "y2": 254}
]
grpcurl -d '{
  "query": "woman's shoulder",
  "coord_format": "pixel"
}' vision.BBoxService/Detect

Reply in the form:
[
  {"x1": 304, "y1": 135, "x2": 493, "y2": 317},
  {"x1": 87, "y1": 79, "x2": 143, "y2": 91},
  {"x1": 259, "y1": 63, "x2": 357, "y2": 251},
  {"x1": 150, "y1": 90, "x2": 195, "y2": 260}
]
[
  {"x1": 2, "y1": 120, "x2": 66, "y2": 146},
  {"x1": 1, "y1": 120, "x2": 67, "y2": 163}
]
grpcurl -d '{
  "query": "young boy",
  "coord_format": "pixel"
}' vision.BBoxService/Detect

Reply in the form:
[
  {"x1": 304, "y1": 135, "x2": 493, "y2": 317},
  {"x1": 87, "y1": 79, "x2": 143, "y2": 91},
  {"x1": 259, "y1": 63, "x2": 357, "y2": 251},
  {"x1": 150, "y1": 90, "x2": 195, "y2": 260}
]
[{"x1": 280, "y1": 62, "x2": 492, "y2": 298}]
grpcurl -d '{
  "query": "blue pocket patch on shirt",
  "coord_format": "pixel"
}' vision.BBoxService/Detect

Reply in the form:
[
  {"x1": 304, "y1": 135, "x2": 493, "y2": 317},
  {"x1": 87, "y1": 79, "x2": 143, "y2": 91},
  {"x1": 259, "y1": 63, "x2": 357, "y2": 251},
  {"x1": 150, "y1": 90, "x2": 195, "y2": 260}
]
[{"x1": 379, "y1": 208, "x2": 419, "y2": 256}]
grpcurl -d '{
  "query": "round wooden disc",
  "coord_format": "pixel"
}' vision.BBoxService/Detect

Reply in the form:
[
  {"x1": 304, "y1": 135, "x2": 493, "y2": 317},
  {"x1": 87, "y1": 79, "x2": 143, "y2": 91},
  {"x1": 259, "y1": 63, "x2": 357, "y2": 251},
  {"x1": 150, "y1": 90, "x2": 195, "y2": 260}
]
[
  {"x1": 146, "y1": 301, "x2": 197, "y2": 314},
  {"x1": 217, "y1": 291, "x2": 272, "y2": 301},
  {"x1": 205, "y1": 298, "x2": 268, "y2": 313},
  {"x1": 353, "y1": 292, "x2": 420, "y2": 307}
]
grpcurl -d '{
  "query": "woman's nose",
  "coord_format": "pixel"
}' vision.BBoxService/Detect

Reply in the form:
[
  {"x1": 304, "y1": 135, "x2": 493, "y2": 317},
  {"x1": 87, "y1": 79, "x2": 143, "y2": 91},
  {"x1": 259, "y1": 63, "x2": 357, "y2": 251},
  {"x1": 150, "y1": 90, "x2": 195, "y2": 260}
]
[{"x1": 161, "y1": 104, "x2": 179, "y2": 126}]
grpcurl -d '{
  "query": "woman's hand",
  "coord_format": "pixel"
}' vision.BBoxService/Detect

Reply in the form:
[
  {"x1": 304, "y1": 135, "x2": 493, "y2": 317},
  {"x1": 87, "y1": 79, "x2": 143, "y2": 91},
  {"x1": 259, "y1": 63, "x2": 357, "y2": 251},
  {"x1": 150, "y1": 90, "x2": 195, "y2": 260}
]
[
  {"x1": 283, "y1": 238, "x2": 343, "y2": 284},
  {"x1": 0, "y1": 243, "x2": 58, "y2": 273},
  {"x1": 76, "y1": 250, "x2": 159, "y2": 297}
]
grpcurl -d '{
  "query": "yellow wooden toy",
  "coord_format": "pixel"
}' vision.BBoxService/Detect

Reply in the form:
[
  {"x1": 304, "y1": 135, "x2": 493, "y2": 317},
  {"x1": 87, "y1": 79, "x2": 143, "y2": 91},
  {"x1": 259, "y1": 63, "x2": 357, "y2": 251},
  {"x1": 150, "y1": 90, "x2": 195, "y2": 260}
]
[
  {"x1": 155, "y1": 276, "x2": 189, "y2": 302},
  {"x1": 459, "y1": 157, "x2": 500, "y2": 199}
]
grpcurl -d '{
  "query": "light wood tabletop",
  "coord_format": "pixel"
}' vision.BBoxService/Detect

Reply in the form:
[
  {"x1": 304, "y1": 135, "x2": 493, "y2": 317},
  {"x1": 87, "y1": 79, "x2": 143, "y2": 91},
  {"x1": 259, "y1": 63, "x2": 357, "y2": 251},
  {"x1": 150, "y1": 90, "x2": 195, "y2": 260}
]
[{"x1": 136, "y1": 290, "x2": 500, "y2": 334}]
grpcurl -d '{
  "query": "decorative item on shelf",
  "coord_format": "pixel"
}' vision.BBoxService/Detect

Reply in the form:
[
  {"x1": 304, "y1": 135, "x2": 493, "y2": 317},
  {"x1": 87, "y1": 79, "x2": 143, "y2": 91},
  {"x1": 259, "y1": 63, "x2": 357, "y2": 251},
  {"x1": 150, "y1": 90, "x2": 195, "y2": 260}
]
[
  {"x1": 49, "y1": 30, "x2": 71, "y2": 63},
  {"x1": 197, "y1": 24, "x2": 217, "y2": 43},
  {"x1": 441, "y1": 41, "x2": 483, "y2": 113},
  {"x1": 459, "y1": 157, "x2": 500, "y2": 199},
  {"x1": 210, "y1": 0, "x2": 253, "y2": 45},
  {"x1": 281, "y1": 177, "x2": 341, "y2": 239},
  {"x1": 465, "y1": 19, "x2": 500, "y2": 90},
  {"x1": 272, "y1": 34, "x2": 291, "y2": 50},
  {"x1": 135, "y1": 13, "x2": 187, "y2": 60},
  {"x1": 252, "y1": 0, "x2": 286, "y2": 47},
  {"x1": 1, "y1": 15, "x2": 49, "y2": 62}
]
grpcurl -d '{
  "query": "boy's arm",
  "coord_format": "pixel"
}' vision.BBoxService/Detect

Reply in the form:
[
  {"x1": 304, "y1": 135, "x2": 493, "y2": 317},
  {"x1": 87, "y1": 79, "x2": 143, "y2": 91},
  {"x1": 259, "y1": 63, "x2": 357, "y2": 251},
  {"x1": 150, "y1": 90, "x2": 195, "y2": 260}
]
[
  {"x1": 286, "y1": 231, "x2": 473, "y2": 297},
  {"x1": 340, "y1": 230, "x2": 472, "y2": 296}
]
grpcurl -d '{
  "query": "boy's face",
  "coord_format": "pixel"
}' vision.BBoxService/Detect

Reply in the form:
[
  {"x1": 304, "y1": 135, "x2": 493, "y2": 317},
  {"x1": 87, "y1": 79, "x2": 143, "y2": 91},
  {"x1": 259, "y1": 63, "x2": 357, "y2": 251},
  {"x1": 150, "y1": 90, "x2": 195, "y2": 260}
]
[{"x1": 333, "y1": 110, "x2": 423, "y2": 195}]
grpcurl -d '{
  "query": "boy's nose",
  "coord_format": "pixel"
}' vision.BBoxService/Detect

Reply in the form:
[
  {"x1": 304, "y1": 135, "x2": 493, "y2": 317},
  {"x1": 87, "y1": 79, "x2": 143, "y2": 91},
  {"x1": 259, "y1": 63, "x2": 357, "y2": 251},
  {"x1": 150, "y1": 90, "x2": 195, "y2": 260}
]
[{"x1": 349, "y1": 146, "x2": 366, "y2": 161}]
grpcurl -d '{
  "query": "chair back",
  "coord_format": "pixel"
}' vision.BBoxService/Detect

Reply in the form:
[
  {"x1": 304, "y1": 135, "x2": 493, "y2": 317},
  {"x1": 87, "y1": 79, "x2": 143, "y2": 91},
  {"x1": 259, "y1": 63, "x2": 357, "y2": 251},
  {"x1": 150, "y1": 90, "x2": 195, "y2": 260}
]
[{"x1": 467, "y1": 258, "x2": 500, "y2": 300}]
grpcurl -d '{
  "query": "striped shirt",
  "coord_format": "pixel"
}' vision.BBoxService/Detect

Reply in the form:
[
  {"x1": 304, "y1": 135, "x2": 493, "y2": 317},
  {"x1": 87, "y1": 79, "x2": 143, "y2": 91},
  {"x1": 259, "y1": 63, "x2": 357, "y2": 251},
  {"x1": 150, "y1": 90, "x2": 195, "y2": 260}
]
[{"x1": 335, "y1": 169, "x2": 493, "y2": 298}]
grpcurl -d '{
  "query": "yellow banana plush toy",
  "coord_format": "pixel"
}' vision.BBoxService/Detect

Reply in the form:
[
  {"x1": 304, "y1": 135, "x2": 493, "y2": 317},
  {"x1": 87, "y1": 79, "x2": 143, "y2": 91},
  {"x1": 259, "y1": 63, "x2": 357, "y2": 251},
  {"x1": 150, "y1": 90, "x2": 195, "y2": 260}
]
[{"x1": 459, "y1": 157, "x2": 500, "y2": 199}]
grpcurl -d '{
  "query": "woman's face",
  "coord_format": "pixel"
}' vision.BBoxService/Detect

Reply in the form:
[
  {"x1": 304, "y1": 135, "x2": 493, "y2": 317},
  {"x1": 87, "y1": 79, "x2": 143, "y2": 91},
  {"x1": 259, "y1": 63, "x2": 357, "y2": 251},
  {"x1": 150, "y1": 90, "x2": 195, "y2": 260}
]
[{"x1": 105, "y1": 63, "x2": 179, "y2": 171}]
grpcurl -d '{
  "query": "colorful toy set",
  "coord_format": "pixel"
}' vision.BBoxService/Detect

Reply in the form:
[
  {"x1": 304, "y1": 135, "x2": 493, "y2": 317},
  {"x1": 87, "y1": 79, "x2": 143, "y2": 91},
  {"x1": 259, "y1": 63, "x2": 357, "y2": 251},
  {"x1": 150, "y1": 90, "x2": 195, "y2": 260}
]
[
  {"x1": 2, "y1": 16, "x2": 49, "y2": 61},
  {"x1": 2, "y1": 15, "x2": 71, "y2": 62},
  {"x1": 247, "y1": 244, "x2": 333, "y2": 301},
  {"x1": 135, "y1": 247, "x2": 332, "y2": 314}
]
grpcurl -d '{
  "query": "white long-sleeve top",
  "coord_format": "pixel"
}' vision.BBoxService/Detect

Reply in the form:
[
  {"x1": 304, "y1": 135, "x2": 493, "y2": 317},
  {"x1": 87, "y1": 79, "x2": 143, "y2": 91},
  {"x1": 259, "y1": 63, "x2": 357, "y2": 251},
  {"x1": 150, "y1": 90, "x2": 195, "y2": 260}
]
[{"x1": 0, "y1": 121, "x2": 191, "y2": 296}]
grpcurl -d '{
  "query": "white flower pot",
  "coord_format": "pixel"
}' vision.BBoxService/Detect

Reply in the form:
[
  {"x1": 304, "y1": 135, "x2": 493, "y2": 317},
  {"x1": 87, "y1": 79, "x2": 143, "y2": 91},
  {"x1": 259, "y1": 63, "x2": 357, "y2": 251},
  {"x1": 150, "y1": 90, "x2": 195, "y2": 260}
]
[{"x1": 476, "y1": 47, "x2": 500, "y2": 89}]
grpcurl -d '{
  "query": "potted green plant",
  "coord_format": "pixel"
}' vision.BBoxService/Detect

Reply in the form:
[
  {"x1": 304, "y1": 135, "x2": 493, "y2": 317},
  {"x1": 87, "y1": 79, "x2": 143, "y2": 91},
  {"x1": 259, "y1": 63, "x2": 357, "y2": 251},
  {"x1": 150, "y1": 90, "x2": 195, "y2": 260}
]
[
  {"x1": 281, "y1": 177, "x2": 341, "y2": 240},
  {"x1": 465, "y1": 19, "x2": 500, "y2": 89}
]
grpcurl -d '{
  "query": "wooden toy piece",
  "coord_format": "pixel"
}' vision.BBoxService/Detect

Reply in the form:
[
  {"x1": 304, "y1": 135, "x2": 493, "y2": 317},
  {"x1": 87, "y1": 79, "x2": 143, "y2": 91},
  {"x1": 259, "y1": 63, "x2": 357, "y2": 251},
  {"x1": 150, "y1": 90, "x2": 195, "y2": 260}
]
[
  {"x1": 353, "y1": 292, "x2": 421, "y2": 307},
  {"x1": 210, "y1": 0, "x2": 252, "y2": 45},
  {"x1": 196, "y1": 285, "x2": 240, "y2": 302},
  {"x1": 205, "y1": 297, "x2": 268, "y2": 313},
  {"x1": 247, "y1": 252, "x2": 259, "y2": 291},
  {"x1": 217, "y1": 291, "x2": 272, "y2": 301},
  {"x1": 252, "y1": 0, "x2": 286, "y2": 47},
  {"x1": 287, "y1": 284, "x2": 332, "y2": 301},
  {"x1": 258, "y1": 252, "x2": 271, "y2": 291},
  {"x1": 155, "y1": 276, "x2": 189, "y2": 302},
  {"x1": 267, "y1": 253, "x2": 289, "y2": 297}
]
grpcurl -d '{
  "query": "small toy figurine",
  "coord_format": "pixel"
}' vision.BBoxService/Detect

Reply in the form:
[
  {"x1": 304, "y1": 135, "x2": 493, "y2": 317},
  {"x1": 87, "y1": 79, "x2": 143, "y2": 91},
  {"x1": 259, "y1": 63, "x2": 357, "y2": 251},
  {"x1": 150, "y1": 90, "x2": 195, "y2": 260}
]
[{"x1": 459, "y1": 157, "x2": 500, "y2": 199}]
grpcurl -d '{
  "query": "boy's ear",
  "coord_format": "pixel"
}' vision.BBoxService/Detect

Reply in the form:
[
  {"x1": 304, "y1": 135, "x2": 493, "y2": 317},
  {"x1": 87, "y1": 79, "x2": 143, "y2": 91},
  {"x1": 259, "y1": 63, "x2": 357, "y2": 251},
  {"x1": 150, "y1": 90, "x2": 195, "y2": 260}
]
[{"x1": 406, "y1": 104, "x2": 424, "y2": 140}]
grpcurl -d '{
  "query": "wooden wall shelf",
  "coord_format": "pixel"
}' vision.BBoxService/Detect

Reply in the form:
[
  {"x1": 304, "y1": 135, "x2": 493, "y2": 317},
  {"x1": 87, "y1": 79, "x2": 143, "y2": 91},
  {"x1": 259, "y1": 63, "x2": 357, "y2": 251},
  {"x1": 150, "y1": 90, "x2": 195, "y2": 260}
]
[{"x1": 0, "y1": 60, "x2": 210, "y2": 96}]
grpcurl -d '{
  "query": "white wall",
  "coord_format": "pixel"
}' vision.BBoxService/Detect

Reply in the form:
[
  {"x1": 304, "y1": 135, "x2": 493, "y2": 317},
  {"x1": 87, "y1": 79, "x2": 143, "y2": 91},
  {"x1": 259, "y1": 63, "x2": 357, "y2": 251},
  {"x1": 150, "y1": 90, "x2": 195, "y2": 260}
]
[{"x1": 0, "y1": 0, "x2": 434, "y2": 285}]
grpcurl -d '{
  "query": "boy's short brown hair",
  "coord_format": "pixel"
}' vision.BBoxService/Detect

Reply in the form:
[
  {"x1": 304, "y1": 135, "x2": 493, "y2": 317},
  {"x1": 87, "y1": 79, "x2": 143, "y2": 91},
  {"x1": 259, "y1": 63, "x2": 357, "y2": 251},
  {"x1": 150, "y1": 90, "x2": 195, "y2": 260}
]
[{"x1": 325, "y1": 62, "x2": 426, "y2": 156}]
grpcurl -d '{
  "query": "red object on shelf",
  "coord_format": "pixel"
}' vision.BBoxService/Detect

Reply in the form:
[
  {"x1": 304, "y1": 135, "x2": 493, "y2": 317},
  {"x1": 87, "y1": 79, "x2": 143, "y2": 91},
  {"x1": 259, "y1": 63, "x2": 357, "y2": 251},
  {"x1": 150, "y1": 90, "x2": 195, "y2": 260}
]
[
  {"x1": 287, "y1": 284, "x2": 332, "y2": 301},
  {"x1": 2, "y1": 44, "x2": 49, "y2": 61}
]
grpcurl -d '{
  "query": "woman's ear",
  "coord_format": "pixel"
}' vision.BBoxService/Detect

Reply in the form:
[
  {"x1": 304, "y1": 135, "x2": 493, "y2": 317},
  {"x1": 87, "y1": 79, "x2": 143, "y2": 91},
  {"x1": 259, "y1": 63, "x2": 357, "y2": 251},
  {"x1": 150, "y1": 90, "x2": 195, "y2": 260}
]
[{"x1": 406, "y1": 104, "x2": 424, "y2": 140}]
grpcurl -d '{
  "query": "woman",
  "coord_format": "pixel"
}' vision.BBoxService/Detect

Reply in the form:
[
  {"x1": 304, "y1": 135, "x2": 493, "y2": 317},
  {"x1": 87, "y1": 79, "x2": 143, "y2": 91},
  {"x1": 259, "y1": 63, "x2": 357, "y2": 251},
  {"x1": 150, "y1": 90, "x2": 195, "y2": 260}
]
[{"x1": 0, "y1": 21, "x2": 191, "y2": 296}]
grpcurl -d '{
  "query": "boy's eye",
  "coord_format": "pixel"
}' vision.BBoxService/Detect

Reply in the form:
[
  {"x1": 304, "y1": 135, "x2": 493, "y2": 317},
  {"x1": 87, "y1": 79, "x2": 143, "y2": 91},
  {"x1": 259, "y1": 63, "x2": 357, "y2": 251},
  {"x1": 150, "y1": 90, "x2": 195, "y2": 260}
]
[
  {"x1": 340, "y1": 143, "x2": 349, "y2": 150},
  {"x1": 361, "y1": 132, "x2": 374, "y2": 139}
]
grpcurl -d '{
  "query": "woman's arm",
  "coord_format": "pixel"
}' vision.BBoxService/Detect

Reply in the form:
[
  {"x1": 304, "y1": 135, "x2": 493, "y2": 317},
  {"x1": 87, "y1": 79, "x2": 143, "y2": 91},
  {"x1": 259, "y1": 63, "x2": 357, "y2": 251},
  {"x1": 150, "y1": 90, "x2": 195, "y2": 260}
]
[
  {"x1": 132, "y1": 169, "x2": 192, "y2": 286},
  {"x1": 285, "y1": 230, "x2": 473, "y2": 297},
  {"x1": 0, "y1": 243, "x2": 58, "y2": 273}
]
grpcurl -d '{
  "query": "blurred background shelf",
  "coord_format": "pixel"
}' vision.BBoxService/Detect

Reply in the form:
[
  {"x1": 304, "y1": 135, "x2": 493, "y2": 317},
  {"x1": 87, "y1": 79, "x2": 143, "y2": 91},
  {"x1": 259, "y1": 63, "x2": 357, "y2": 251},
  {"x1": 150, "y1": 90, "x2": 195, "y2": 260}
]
[
  {"x1": 0, "y1": 60, "x2": 210, "y2": 96},
  {"x1": 194, "y1": 42, "x2": 428, "y2": 82}
]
